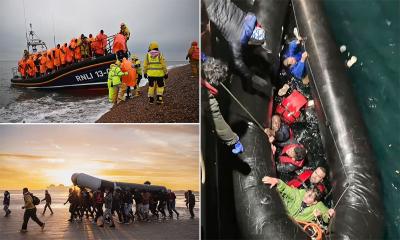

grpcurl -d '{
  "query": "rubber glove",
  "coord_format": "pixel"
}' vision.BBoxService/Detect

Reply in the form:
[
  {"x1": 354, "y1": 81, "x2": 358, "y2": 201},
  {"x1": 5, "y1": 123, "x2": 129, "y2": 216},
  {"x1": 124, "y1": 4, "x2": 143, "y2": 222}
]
[
  {"x1": 232, "y1": 140, "x2": 244, "y2": 154},
  {"x1": 203, "y1": 0, "x2": 272, "y2": 93}
]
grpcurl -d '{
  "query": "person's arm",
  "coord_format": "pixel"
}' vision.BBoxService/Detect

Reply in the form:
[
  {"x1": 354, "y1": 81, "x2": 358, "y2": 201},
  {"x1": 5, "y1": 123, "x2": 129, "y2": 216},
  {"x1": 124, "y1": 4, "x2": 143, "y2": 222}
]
[
  {"x1": 263, "y1": 177, "x2": 297, "y2": 200},
  {"x1": 314, "y1": 202, "x2": 333, "y2": 223}
]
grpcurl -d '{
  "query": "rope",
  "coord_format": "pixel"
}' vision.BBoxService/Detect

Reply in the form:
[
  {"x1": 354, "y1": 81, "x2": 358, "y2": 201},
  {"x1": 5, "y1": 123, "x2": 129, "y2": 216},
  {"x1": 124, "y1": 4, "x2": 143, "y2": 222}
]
[{"x1": 297, "y1": 220, "x2": 323, "y2": 240}]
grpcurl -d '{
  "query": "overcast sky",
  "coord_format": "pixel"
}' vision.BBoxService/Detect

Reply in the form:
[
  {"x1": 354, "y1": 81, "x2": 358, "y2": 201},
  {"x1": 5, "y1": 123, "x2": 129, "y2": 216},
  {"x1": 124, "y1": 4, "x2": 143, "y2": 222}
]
[
  {"x1": 0, "y1": 0, "x2": 199, "y2": 62},
  {"x1": 0, "y1": 125, "x2": 199, "y2": 191}
]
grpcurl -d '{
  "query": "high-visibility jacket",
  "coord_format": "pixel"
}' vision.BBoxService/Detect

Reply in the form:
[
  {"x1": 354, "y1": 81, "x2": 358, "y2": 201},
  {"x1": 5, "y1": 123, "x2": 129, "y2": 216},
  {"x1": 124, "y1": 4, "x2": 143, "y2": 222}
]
[
  {"x1": 121, "y1": 58, "x2": 137, "y2": 87},
  {"x1": 18, "y1": 58, "x2": 27, "y2": 77},
  {"x1": 39, "y1": 55, "x2": 47, "y2": 73},
  {"x1": 60, "y1": 45, "x2": 67, "y2": 64},
  {"x1": 133, "y1": 59, "x2": 142, "y2": 76},
  {"x1": 107, "y1": 64, "x2": 125, "y2": 86},
  {"x1": 112, "y1": 33, "x2": 127, "y2": 53},
  {"x1": 144, "y1": 51, "x2": 167, "y2": 77},
  {"x1": 80, "y1": 38, "x2": 90, "y2": 56},
  {"x1": 66, "y1": 44, "x2": 74, "y2": 63},
  {"x1": 54, "y1": 48, "x2": 61, "y2": 67},
  {"x1": 46, "y1": 50, "x2": 54, "y2": 70},
  {"x1": 74, "y1": 39, "x2": 82, "y2": 60}
]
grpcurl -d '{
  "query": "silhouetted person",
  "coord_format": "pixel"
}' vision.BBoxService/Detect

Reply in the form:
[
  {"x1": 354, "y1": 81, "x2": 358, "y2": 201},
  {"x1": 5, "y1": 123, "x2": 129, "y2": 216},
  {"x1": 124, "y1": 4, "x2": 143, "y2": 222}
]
[
  {"x1": 3, "y1": 191, "x2": 11, "y2": 217},
  {"x1": 41, "y1": 190, "x2": 53, "y2": 215},
  {"x1": 187, "y1": 190, "x2": 195, "y2": 219},
  {"x1": 167, "y1": 190, "x2": 179, "y2": 218},
  {"x1": 21, "y1": 188, "x2": 45, "y2": 232}
]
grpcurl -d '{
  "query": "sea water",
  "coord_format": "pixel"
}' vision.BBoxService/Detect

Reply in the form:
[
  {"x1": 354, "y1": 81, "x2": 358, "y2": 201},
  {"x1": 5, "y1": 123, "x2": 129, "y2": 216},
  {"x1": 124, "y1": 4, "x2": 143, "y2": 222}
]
[{"x1": 323, "y1": 0, "x2": 400, "y2": 238}]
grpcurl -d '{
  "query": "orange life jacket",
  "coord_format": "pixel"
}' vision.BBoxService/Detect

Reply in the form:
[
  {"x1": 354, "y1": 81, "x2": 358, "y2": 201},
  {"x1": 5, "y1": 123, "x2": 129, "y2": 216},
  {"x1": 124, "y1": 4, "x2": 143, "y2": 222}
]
[
  {"x1": 39, "y1": 55, "x2": 47, "y2": 73},
  {"x1": 112, "y1": 33, "x2": 127, "y2": 53},
  {"x1": 74, "y1": 39, "x2": 82, "y2": 60},
  {"x1": 18, "y1": 58, "x2": 27, "y2": 77},
  {"x1": 287, "y1": 169, "x2": 326, "y2": 193},
  {"x1": 276, "y1": 90, "x2": 307, "y2": 125},
  {"x1": 54, "y1": 48, "x2": 61, "y2": 67},
  {"x1": 60, "y1": 45, "x2": 67, "y2": 64},
  {"x1": 190, "y1": 46, "x2": 200, "y2": 61},
  {"x1": 26, "y1": 57, "x2": 36, "y2": 77},
  {"x1": 46, "y1": 50, "x2": 54, "y2": 70},
  {"x1": 121, "y1": 58, "x2": 137, "y2": 87},
  {"x1": 66, "y1": 43, "x2": 74, "y2": 63}
]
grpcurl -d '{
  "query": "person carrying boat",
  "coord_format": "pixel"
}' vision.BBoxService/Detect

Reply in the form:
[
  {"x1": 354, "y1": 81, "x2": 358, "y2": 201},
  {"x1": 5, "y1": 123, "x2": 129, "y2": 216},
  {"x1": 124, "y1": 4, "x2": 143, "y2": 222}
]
[
  {"x1": 288, "y1": 167, "x2": 327, "y2": 195},
  {"x1": 202, "y1": 55, "x2": 244, "y2": 155},
  {"x1": 143, "y1": 41, "x2": 168, "y2": 104},
  {"x1": 107, "y1": 61, "x2": 128, "y2": 104},
  {"x1": 186, "y1": 41, "x2": 200, "y2": 76},
  {"x1": 262, "y1": 176, "x2": 335, "y2": 223},
  {"x1": 131, "y1": 54, "x2": 142, "y2": 96},
  {"x1": 203, "y1": 0, "x2": 273, "y2": 95},
  {"x1": 276, "y1": 140, "x2": 306, "y2": 173}
]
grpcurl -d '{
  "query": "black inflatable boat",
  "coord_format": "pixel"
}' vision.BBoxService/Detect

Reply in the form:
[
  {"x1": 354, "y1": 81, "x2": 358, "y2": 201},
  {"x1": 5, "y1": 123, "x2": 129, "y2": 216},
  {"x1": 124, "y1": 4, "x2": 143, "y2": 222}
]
[{"x1": 201, "y1": 0, "x2": 384, "y2": 239}]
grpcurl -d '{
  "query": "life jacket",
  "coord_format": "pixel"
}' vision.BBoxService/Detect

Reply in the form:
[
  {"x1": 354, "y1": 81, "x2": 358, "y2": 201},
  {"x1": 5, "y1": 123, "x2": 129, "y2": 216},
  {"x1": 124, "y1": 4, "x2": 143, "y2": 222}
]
[
  {"x1": 60, "y1": 45, "x2": 67, "y2": 64},
  {"x1": 18, "y1": 58, "x2": 27, "y2": 77},
  {"x1": 66, "y1": 44, "x2": 74, "y2": 63},
  {"x1": 54, "y1": 48, "x2": 61, "y2": 67},
  {"x1": 112, "y1": 33, "x2": 127, "y2": 53},
  {"x1": 26, "y1": 57, "x2": 36, "y2": 77},
  {"x1": 279, "y1": 143, "x2": 305, "y2": 168},
  {"x1": 288, "y1": 169, "x2": 326, "y2": 193},
  {"x1": 74, "y1": 39, "x2": 82, "y2": 60},
  {"x1": 39, "y1": 55, "x2": 47, "y2": 73},
  {"x1": 133, "y1": 59, "x2": 142, "y2": 75},
  {"x1": 121, "y1": 58, "x2": 137, "y2": 87},
  {"x1": 96, "y1": 33, "x2": 107, "y2": 50},
  {"x1": 275, "y1": 90, "x2": 307, "y2": 125},
  {"x1": 108, "y1": 65, "x2": 124, "y2": 86},
  {"x1": 191, "y1": 46, "x2": 200, "y2": 61},
  {"x1": 46, "y1": 50, "x2": 54, "y2": 70},
  {"x1": 146, "y1": 51, "x2": 165, "y2": 77}
]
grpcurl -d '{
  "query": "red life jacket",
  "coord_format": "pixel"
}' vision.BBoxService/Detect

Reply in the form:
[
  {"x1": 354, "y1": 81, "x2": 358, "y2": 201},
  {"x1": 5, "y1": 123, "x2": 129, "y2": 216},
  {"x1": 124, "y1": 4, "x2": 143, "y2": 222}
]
[
  {"x1": 191, "y1": 46, "x2": 200, "y2": 61},
  {"x1": 288, "y1": 169, "x2": 326, "y2": 193},
  {"x1": 279, "y1": 143, "x2": 305, "y2": 168},
  {"x1": 276, "y1": 90, "x2": 307, "y2": 125}
]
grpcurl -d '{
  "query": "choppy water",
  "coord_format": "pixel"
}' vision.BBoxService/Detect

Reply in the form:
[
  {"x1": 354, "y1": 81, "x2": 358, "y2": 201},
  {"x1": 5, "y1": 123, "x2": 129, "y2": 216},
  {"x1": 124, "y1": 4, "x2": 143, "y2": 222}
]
[
  {"x1": 0, "y1": 61, "x2": 187, "y2": 123},
  {"x1": 323, "y1": 0, "x2": 400, "y2": 239}
]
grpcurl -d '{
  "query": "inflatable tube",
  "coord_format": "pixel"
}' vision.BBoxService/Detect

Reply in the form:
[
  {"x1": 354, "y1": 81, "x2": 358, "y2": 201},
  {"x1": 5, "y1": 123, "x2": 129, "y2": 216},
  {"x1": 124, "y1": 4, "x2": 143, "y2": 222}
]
[
  {"x1": 71, "y1": 173, "x2": 167, "y2": 194},
  {"x1": 291, "y1": 0, "x2": 384, "y2": 238}
]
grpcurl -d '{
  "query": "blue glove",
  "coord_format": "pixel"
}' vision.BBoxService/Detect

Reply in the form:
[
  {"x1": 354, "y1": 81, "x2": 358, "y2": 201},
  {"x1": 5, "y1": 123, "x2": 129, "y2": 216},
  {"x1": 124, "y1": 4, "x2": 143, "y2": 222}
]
[{"x1": 232, "y1": 140, "x2": 244, "y2": 155}]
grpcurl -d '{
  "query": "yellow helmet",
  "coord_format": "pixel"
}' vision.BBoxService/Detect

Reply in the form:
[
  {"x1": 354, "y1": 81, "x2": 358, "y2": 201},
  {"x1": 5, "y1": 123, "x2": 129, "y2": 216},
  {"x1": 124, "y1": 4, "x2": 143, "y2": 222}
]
[
  {"x1": 148, "y1": 41, "x2": 159, "y2": 51},
  {"x1": 115, "y1": 60, "x2": 121, "y2": 66}
]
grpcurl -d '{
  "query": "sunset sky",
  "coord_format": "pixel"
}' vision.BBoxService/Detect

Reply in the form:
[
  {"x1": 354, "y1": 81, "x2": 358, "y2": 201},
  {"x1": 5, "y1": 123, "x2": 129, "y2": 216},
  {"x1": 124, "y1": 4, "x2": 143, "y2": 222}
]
[{"x1": 0, "y1": 125, "x2": 199, "y2": 191}]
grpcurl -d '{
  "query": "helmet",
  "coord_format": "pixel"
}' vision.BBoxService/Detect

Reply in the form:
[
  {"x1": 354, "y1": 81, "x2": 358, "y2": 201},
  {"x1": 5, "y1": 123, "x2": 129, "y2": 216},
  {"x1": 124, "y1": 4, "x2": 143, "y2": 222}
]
[
  {"x1": 115, "y1": 60, "x2": 121, "y2": 66},
  {"x1": 120, "y1": 23, "x2": 125, "y2": 27},
  {"x1": 131, "y1": 54, "x2": 138, "y2": 60},
  {"x1": 191, "y1": 41, "x2": 198, "y2": 46},
  {"x1": 148, "y1": 41, "x2": 159, "y2": 51}
]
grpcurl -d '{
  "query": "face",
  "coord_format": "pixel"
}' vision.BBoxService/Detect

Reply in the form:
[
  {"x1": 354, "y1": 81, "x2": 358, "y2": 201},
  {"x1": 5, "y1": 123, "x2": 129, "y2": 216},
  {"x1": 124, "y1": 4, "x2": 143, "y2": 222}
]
[
  {"x1": 271, "y1": 115, "x2": 281, "y2": 131},
  {"x1": 303, "y1": 190, "x2": 317, "y2": 205},
  {"x1": 310, "y1": 168, "x2": 326, "y2": 184}
]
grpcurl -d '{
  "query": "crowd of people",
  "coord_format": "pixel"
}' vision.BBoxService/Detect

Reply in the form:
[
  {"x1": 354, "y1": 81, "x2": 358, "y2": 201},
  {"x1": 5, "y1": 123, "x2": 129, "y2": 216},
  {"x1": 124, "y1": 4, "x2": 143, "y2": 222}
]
[{"x1": 2, "y1": 186, "x2": 196, "y2": 232}]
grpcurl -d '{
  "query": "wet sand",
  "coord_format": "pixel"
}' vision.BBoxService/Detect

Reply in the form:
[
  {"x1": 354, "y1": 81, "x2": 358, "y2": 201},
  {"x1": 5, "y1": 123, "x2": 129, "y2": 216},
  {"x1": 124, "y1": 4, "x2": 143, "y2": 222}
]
[
  {"x1": 0, "y1": 207, "x2": 199, "y2": 240},
  {"x1": 96, "y1": 64, "x2": 199, "y2": 123}
]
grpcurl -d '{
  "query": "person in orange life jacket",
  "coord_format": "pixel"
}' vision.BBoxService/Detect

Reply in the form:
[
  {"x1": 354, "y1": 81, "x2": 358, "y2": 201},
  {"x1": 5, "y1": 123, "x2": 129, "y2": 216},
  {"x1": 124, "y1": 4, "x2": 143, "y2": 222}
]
[
  {"x1": 277, "y1": 139, "x2": 306, "y2": 173},
  {"x1": 18, "y1": 56, "x2": 27, "y2": 79},
  {"x1": 21, "y1": 187, "x2": 45, "y2": 232},
  {"x1": 33, "y1": 53, "x2": 41, "y2": 77},
  {"x1": 202, "y1": 54, "x2": 244, "y2": 155},
  {"x1": 46, "y1": 50, "x2": 54, "y2": 74},
  {"x1": 74, "y1": 38, "x2": 82, "y2": 62},
  {"x1": 95, "y1": 30, "x2": 108, "y2": 56},
  {"x1": 39, "y1": 52, "x2": 47, "y2": 76},
  {"x1": 203, "y1": 0, "x2": 273, "y2": 95},
  {"x1": 26, "y1": 56, "x2": 36, "y2": 78},
  {"x1": 186, "y1": 41, "x2": 200, "y2": 76},
  {"x1": 288, "y1": 166, "x2": 327, "y2": 195},
  {"x1": 60, "y1": 43, "x2": 67, "y2": 67},
  {"x1": 54, "y1": 45, "x2": 61, "y2": 71}
]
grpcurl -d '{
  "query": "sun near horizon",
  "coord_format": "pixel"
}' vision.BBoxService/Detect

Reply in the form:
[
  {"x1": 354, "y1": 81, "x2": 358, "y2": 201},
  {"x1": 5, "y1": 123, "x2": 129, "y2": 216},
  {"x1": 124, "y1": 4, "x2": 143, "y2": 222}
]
[{"x1": 0, "y1": 125, "x2": 199, "y2": 191}]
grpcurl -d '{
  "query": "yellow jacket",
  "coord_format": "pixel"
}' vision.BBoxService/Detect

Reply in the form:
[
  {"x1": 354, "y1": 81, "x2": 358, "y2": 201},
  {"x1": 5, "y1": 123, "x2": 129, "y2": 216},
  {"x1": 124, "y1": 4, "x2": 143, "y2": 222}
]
[
  {"x1": 24, "y1": 193, "x2": 35, "y2": 210},
  {"x1": 143, "y1": 51, "x2": 167, "y2": 77}
]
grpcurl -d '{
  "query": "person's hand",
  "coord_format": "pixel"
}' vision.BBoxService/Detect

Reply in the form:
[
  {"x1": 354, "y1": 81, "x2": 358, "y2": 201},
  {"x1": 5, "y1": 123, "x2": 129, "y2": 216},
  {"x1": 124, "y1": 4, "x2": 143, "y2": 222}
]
[
  {"x1": 262, "y1": 176, "x2": 279, "y2": 188},
  {"x1": 268, "y1": 136, "x2": 275, "y2": 143},
  {"x1": 328, "y1": 209, "x2": 335, "y2": 218},
  {"x1": 313, "y1": 209, "x2": 322, "y2": 217},
  {"x1": 301, "y1": 52, "x2": 308, "y2": 62},
  {"x1": 264, "y1": 128, "x2": 272, "y2": 136},
  {"x1": 232, "y1": 140, "x2": 244, "y2": 154},
  {"x1": 271, "y1": 144, "x2": 276, "y2": 155}
]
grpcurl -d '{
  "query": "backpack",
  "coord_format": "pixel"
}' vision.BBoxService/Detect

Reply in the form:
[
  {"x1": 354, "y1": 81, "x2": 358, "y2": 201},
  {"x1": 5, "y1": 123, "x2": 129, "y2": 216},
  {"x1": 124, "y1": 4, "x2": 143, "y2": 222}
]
[{"x1": 30, "y1": 194, "x2": 40, "y2": 205}]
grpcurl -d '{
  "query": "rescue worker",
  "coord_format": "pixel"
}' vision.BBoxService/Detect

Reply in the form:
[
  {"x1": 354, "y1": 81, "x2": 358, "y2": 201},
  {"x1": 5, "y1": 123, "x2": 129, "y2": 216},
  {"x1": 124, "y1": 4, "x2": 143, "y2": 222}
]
[
  {"x1": 112, "y1": 33, "x2": 127, "y2": 60},
  {"x1": 107, "y1": 61, "x2": 128, "y2": 104},
  {"x1": 120, "y1": 57, "x2": 137, "y2": 99},
  {"x1": 54, "y1": 45, "x2": 61, "y2": 71},
  {"x1": 143, "y1": 41, "x2": 168, "y2": 104},
  {"x1": 46, "y1": 49, "x2": 54, "y2": 74},
  {"x1": 288, "y1": 167, "x2": 327, "y2": 195},
  {"x1": 202, "y1": 55, "x2": 244, "y2": 154},
  {"x1": 60, "y1": 43, "x2": 67, "y2": 67},
  {"x1": 262, "y1": 176, "x2": 335, "y2": 223},
  {"x1": 18, "y1": 56, "x2": 27, "y2": 79},
  {"x1": 120, "y1": 23, "x2": 130, "y2": 42},
  {"x1": 277, "y1": 140, "x2": 307, "y2": 173},
  {"x1": 186, "y1": 41, "x2": 200, "y2": 76},
  {"x1": 39, "y1": 52, "x2": 47, "y2": 76},
  {"x1": 80, "y1": 34, "x2": 90, "y2": 59},
  {"x1": 131, "y1": 54, "x2": 142, "y2": 96}
]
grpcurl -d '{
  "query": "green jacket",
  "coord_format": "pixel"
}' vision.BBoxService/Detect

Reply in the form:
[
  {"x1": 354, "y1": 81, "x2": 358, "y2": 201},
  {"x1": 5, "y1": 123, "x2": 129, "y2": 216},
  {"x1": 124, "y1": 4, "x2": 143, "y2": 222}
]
[
  {"x1": 108, "y1": 64, "x2": 125, "y2": 87},
  {"x1": 277, "y1": 180, "x2": 330, "y2": 223}
]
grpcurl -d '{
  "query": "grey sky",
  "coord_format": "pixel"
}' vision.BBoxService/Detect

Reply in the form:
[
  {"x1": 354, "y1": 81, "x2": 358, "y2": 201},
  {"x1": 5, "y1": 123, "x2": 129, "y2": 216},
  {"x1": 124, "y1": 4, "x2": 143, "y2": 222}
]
[{"x1": 0, "y1": 0, "x2": 199, "y2": 63}]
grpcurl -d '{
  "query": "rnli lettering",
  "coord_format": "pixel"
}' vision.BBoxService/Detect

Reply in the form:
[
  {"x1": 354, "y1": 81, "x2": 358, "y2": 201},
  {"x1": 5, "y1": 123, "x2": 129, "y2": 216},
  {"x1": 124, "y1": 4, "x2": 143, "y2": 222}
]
[{"x1": 75, "y1": 69, "x2": 109, "y2": 82}]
